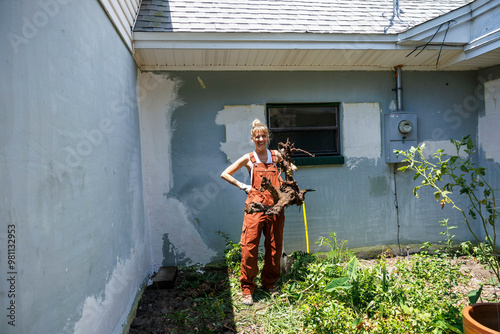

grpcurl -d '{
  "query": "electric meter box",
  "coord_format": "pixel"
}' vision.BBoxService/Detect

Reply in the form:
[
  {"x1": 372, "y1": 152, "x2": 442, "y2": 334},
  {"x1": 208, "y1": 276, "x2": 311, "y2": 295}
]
[{"x1": 384, "y1": 112, "x2": 418, "y2": 163}]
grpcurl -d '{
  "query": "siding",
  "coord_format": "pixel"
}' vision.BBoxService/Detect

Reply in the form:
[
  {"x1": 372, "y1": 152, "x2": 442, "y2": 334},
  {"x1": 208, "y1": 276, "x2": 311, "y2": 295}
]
[{"x1": 99, "y1": 0, "x2": 141, "y2": 52}]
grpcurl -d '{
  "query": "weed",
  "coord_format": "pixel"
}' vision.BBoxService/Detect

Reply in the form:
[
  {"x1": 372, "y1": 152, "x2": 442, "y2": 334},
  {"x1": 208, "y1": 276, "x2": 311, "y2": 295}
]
[
  {"x1": 420, "y1": 241, "x2": 432, "y2": 254},
  {"x1": 280, "y1": 251, "x2": 318, "y2": 284},
  {"x1": 438, "y1": 218, "x2": 458, "y2": 256},
  {"x1": 216, "y1": 231, "x2": 242, "y2": 271},
  {"x1": 316, "y1": 231, "x2": 355, "y2": 263}
]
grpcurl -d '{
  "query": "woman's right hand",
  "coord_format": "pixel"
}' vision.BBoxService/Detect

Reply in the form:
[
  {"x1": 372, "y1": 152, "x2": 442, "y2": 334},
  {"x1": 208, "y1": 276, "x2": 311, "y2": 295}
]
[{"x1": 239, "y1": 183, "x2": 251, "y2": 193}]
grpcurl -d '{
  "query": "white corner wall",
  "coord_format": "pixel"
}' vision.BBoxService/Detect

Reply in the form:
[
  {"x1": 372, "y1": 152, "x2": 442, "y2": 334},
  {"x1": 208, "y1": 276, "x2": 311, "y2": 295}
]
[{"x1": 139, "y1": 72, "x2": 217, "y2": 269}]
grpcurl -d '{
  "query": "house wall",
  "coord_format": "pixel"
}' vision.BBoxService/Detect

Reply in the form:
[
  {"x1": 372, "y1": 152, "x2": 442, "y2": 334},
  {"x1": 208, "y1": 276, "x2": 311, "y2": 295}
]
[
  {"x1": 139, "y1": 70, "x2": 485, "y2": 267},
  {"x1": 478, "y1": 65, "x2": 500, "y2": 164},
  {"x1": 0, "y1": 1, "x2": 148, "y2": 333},
  {"x1": 478, "y1": 65, "x2": 500, "y2": 241}
]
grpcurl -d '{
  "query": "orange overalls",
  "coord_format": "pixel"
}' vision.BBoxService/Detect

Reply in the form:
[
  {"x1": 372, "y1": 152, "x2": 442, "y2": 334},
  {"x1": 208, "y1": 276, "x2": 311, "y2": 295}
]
[{"x1": 240, "y1": 150, "x2": 285, "y2": 295}]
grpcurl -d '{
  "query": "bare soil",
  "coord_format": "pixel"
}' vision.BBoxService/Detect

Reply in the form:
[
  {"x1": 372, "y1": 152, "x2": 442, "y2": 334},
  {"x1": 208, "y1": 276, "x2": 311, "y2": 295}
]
[
  {"x1": 129, "y1": 267, "x2": 236, "y2": 334},
  {"x1": 128, "y1": 256, "x2": 498, "y2": 334}
]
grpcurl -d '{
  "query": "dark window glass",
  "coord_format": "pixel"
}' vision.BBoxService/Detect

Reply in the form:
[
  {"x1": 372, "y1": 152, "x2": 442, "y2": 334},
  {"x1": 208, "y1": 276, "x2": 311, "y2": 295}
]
[{"x1": 267, "y1": 103, "x2": 340, "y2": 157}]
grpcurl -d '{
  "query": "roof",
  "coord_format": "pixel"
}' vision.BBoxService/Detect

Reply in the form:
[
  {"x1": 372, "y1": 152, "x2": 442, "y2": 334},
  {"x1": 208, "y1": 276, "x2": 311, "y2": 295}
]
[
  {"x1": 131, "y1": 0, "x2": 500, "y2": 71},
  {"x1": 134, "y1": 0, "x2": 474, "y2": 34}
]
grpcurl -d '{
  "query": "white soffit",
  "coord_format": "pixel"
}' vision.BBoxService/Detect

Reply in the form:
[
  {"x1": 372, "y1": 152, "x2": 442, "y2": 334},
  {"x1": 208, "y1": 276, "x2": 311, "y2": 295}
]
[{"x1": 133, "y1": 32, "x2": 466, "y2": 71}]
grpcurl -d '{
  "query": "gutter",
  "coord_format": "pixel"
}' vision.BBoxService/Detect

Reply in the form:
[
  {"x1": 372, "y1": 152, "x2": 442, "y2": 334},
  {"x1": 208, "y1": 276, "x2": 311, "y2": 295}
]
[
  {"x1": 134, "y1": 31, "x2": 455, "y2": 51},
  {"x1": 398, "y1": 0, "x2": 500, "y2": 47},
  {"x1": 396, "y1": 3, "x2": 472, "y2": 46}
]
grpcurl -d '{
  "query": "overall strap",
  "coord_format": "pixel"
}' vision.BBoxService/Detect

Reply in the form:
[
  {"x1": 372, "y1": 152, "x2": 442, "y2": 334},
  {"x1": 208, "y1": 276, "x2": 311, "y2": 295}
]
[
  {"x1": 249, "y1": 152, "x2": 257, "y2": 164},
  {"x1": 271, "y1": 150, "x2": 277, "y2": 163}
]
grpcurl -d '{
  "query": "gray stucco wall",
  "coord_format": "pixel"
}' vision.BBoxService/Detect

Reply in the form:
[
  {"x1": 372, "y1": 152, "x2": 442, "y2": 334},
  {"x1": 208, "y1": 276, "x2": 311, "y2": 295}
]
[
  {"x1": 139, "y1": 70, "x2": 487, "y2": 267},
  {"x1": 477, "y1": 65, "x2": 500, "y2": 242},
  {"x1": 1, "y1": 1, "x2": 147, "y2": 333}
]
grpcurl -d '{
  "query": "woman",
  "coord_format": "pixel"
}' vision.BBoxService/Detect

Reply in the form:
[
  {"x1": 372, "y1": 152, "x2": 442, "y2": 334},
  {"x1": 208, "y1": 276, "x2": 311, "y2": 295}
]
[{"x1": 221, "y1": 119, "x2": 296, "y2": 305}]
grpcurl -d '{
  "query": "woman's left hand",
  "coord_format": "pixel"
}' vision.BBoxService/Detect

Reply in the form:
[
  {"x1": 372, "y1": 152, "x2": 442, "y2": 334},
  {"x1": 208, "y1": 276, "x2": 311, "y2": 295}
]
[{"x1": 286, "y1": 165, "x2": 297, "y2": 178}]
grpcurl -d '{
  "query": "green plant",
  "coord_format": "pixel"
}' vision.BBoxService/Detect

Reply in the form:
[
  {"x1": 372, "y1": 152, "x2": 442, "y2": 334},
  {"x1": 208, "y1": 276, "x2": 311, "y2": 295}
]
[
  {"x1": 281, "y1": 250, "x2": 319, "y2": 284},
  {"x1": 309, "y1": 252, "x2": 467, "y2": 333},
  {"x1": 420, "y1": 241, "x2": 432, "y2": 254},
  {"x1": 166, "y1": 311, "x2": 188, "y2": 329},
  {"x1": 216, "y1": 231, "x2": 242, "y2": 270},
  {"x1": 159, "y1": 266, "x2": 235, "y2": 333},
  {"x1": 396, "y1": 136, "x2": 500, "y2": 283},
  {"x1": 316, "y1": 231, "x2": 355, "y2": 263},
  {"x1": 137, "y1": 227, "x2": 500, "y2": 332},
  {"x1": 391, "y1": 253, "x2": 465, "y2": 333},
  {"x1": 437, "y1": 218, "x2": 458, "y2": 256},
  {"x1": 475, "y1": 242, "x2": 494, "y2": 266},
  {"x1": 325, "y1": 256, "x2": 359, "y2": 292},
  {"x1": 468, "y1": 285, "x2": 483, "y2": 304},
  {"x1": 196, "y1": 231, "x2": 499, "y2": 332}
]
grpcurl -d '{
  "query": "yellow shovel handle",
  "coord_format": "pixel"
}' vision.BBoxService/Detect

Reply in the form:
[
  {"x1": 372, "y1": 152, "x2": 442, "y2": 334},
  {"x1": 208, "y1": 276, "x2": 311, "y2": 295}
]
[{"x1": 302, "y1": 201, "x2": 310, "y2": 253}]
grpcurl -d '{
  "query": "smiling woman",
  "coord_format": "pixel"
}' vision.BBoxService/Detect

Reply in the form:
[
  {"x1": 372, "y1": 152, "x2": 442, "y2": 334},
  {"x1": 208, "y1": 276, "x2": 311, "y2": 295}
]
[{"x1": 220, "y1": 119, "x2": 295, "y2": 305}]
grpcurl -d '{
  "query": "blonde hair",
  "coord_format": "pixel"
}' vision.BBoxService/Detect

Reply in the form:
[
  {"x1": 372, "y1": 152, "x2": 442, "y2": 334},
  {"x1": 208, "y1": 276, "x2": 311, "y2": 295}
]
[{"x1": 251, "y1": 119, "x2": 269, "y2": 138}]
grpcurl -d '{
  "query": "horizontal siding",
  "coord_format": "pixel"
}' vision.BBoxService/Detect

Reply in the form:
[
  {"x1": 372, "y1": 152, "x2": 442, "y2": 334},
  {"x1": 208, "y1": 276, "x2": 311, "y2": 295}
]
[{"x1": 99, "y1": 0, "x2": 141, "y2": 53}]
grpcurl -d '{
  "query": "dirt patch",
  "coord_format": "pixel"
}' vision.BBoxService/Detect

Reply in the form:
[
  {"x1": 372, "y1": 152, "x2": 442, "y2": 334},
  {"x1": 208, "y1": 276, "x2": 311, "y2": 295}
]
[
  {"x1": 129, "y1": 268, "x2": 236, "y2": 334},
  {"x1": 446, "y1": 257, "x2": 498, "y2": 302}
]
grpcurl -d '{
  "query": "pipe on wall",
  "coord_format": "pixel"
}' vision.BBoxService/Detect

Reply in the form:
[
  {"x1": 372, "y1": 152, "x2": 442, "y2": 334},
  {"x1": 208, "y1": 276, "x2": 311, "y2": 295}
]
[{"x1": 395, "y1": 65, "x2": 403, "y2": 111}]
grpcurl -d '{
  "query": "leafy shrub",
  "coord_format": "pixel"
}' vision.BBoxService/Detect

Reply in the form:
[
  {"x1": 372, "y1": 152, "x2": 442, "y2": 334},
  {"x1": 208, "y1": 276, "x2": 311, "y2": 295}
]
[{"x1": 396, "y1": 136, "x2": 500, "y2": 283}]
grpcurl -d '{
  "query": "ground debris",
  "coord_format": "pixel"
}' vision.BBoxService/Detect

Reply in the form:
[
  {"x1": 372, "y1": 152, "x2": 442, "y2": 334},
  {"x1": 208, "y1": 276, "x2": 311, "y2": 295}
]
[{"x1": 129, "y1": 268, "x2": 236, "y2": 334}]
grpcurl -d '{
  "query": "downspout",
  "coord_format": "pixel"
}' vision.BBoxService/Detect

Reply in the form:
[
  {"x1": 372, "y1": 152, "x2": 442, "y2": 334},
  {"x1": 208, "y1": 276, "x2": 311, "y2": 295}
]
[
  {"x1": 393, "y1": 64, "x2": 403, "y2": 254},
  {"x1": 395, "y1": 65, "x2": 403, "y2": 112}
]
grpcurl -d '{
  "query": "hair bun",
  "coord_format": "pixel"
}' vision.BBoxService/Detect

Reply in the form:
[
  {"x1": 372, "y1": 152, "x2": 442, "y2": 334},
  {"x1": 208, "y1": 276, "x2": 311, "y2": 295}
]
[
  {"x1": 252, "y1": 119, "x2": 262, "y2": 128},
  {"x1": 250, "y1": 119, "x2": 269, "y2": 138}
]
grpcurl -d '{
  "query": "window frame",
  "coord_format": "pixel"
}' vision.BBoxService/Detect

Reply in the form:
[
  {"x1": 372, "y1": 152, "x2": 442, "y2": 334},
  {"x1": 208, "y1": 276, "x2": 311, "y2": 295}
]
[{"x1": 266, "y1": 102, "x2": 343, "y2": 165}]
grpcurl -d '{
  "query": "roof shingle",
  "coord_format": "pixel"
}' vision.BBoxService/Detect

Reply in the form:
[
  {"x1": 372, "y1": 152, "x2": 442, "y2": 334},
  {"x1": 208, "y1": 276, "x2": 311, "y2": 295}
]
[{"x1": 134, "y1": 0, "x2": 475, "y2": 34}]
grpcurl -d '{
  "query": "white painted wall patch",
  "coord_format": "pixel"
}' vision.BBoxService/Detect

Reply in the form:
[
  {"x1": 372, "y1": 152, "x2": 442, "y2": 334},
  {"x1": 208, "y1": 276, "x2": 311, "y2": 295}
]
[
  {"x1": 139, "y1": 72, "x2": 216, "y2": 269},
  {"x1": 215, "y1": 105, "x2": 265, "y2": 163},
  {"x1": 343, "y1": 103, "x2": 382, "y2": 167},
  {"x1": 479, "y1": 78, "x2": 500, "y2": 163}
]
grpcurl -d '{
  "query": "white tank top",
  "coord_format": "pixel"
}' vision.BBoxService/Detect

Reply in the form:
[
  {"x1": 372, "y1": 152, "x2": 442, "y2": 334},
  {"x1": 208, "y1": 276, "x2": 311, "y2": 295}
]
[{"x1": 250, "y1": 149, "x2": 273, "y2": 186}]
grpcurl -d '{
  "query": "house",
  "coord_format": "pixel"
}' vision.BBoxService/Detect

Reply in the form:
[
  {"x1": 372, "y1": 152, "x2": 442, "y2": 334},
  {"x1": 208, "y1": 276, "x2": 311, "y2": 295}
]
[{"x1": 1, "y1": 0, "x2": 499, "y2": 333}]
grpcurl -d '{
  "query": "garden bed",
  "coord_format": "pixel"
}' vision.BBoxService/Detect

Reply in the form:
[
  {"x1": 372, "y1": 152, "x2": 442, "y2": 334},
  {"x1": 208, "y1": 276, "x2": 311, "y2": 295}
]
[{"x1": 128, "y1": 252, "x2": 498, "y2": 333}]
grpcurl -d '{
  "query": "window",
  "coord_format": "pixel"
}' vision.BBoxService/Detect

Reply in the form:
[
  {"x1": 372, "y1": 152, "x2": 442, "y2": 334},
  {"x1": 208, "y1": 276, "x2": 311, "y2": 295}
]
[{"x1": 267, "y1": 103, "x2": 342, "y2": 164}]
